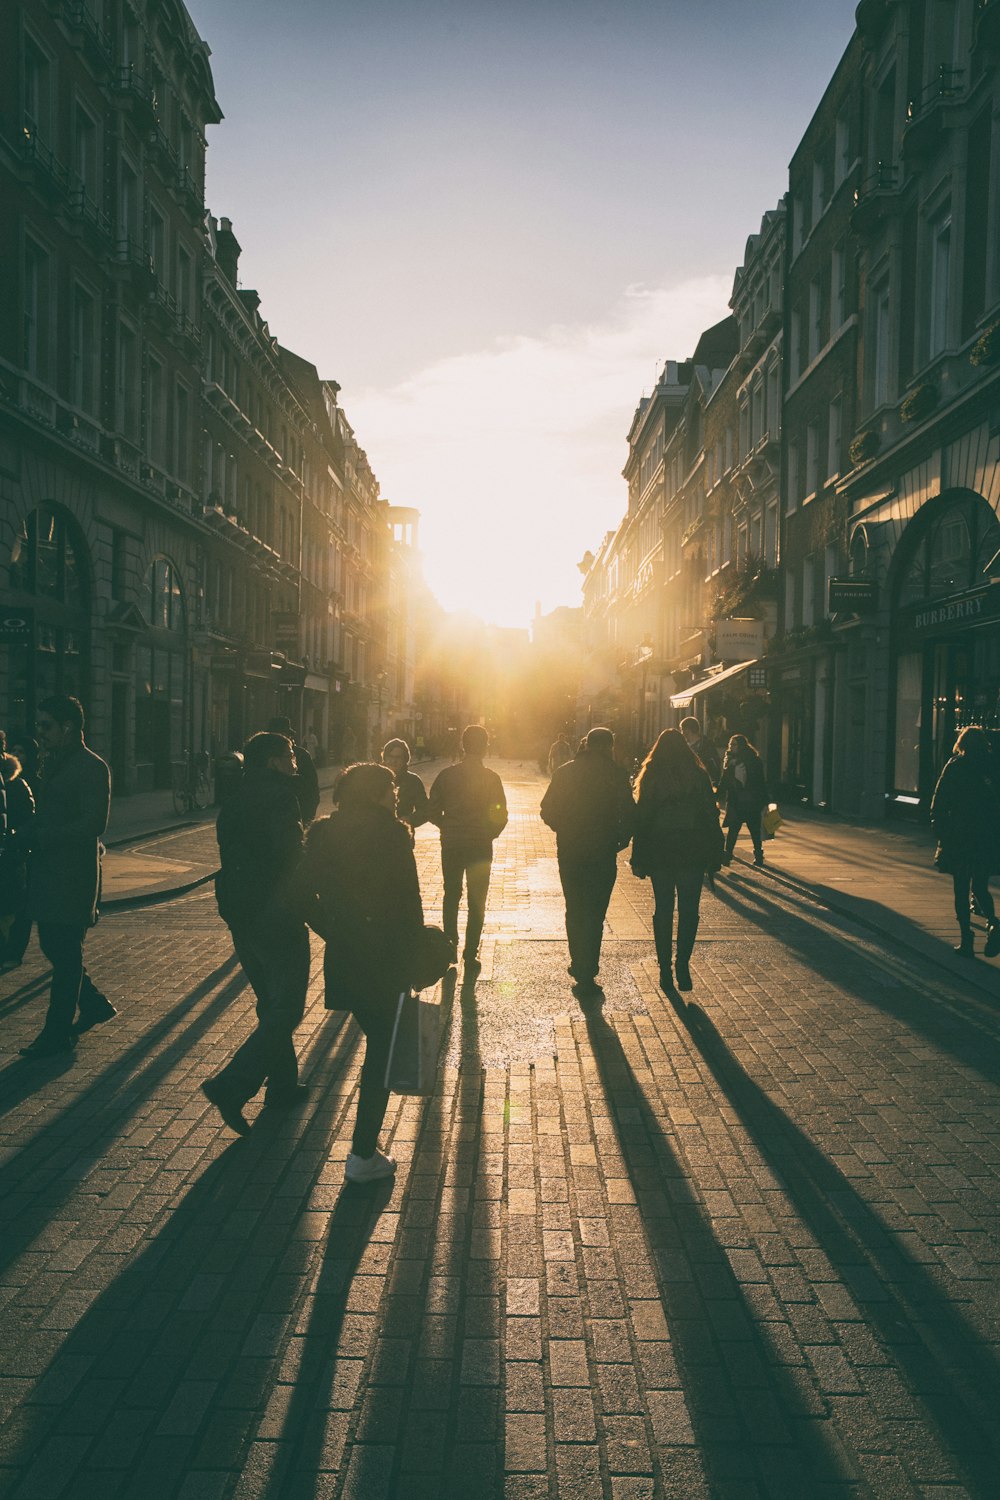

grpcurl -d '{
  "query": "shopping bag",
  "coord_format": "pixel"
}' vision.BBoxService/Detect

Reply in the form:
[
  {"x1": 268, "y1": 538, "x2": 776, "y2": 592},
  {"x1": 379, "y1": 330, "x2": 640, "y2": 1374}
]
[
  {"x1": 762, "y1": 803, "x2": 783, "y2": 838},
  {"x1": 384, "y1": 990, "x2": 440, "y2": 1095}
]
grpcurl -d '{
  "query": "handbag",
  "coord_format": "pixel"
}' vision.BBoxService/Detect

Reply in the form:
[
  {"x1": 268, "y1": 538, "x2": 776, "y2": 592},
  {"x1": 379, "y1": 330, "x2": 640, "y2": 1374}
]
[
  {"x1": 384, "y1": 990, "x2": 440, "y2": 1095},
  {"x1": 409, "y1": 923, "x2": 455, "y2": 991},
  {"x1": 762, "y1": 803, "x2": 783, "y2": 838}
]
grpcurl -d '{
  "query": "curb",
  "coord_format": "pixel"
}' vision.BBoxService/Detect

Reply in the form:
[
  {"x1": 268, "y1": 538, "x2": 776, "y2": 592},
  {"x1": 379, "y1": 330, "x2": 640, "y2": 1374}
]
[{"x1": 102, "y1": 869, "x2": 218, "y2": 913}]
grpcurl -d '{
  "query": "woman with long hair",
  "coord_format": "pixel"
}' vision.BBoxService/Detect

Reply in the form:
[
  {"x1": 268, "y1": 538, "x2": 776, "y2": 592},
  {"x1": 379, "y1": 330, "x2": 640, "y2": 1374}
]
[
  {"x1": 718, "y1": 733, "x2": 768, "y2": 866},
  {"x1": 930, "y1": 726, "x2": 1000, "y2": 959},
  {"x1": 303, "y1": 762, "x2": 424, "y2": 1181},
  {"x1": 631, "y1": 728, "x2": 723, "y2": 991}
]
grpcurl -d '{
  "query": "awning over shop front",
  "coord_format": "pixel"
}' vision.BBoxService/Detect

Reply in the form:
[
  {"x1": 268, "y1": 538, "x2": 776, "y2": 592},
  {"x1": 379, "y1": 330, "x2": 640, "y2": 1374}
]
[{"x1": 670, "y1": 657, "x2": 758, "y2": 709}]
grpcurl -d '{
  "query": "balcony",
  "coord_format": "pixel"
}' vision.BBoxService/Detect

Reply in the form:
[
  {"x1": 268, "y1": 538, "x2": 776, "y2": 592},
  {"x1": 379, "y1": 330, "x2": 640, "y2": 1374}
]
[
  {"x1": 175, "y1": 165, "x2": 204, "y2": 220},
  {"x1": 18, "y1": 126, "x2": 69, "y2": 201},
  {"x1": 111, "y1": 233, "x2": 155, "y2": 289},
  {"x1": 62, "y1": 0, "x2": 113, "y2": 71},
  {"x1": 56, "y1": 406, "x2": 101, "y2": 453},
  {"x1": 64, "y1": 177, "x2": 112, "y2": 243},
  {"x1": 111, "y1": 65, "x2": 155, "y2": 125},
  {"x1": 851, "y1": 162, "x2": 901, "y2": 236},
  {"x1": 903, "y1": 67, "x2": 965, "y2": 159},
  {"x1": 146, "y1": 281, "x2": 178, "y2": 331},
  {"x1": 147, "y1": 121, "x2": 178, "y2": 177}
]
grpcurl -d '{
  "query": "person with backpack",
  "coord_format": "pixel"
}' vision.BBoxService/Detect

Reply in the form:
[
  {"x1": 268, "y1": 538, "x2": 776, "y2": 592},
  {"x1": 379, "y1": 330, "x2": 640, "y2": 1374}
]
[{"x1": 428, "y1": 725, "x2": 507, "y2": 979}]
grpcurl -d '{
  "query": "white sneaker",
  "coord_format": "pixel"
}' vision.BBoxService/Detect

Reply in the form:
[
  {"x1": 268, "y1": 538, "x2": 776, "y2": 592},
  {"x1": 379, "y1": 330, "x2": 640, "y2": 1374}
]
[{"x1": 344, "y1": 1150, "x2": 397, "y2": 1183}]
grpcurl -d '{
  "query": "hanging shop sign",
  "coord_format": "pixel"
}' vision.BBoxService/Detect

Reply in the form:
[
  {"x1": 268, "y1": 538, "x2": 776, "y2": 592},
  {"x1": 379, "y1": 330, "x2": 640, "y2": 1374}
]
[
  {"x1": 0, "y1": 607, "x2": 34, "y2": 644},
  {"x1": 273, "y1": 612, "x2": 299, "y2": 650},
  {"x1": 827, "y1": 579, "x2": 878, "y2": 613},
  {"x1": 714, "y1": 617, "x2": 765, "y2": 661}
]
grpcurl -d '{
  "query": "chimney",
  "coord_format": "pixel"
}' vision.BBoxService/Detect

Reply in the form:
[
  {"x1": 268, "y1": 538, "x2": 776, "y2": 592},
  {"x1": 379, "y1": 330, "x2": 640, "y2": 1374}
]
[{"x1": 216, "y1": 216, "x2": 241, "y2": 286}]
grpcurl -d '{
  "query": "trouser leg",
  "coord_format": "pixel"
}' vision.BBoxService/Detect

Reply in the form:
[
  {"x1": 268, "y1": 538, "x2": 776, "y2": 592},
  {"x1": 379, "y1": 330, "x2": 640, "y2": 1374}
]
[
  {"x1": 217, "y1": 923, "x2": 310, "y2": 1102},
  {"x1": 560, "y1": 855, "x2": 617, "y2": 980},
  {"x1": 36, "y1": 923, "x2": 86, "y2": 1040},
  {"x1": 952, "y1": 872, "x2": 973, "y2": 931},
  {"x1": 441, "y1": 844, "x2": 465, "y2": 949},
  {"x1": 724, "y1": 818, "x2": 743, "y2": 857},
  {"x1": 674, "y1": 872, "x2": 704, "y2": 964},
  {"x1": 463, "y1": 855, "x2": 492, "y2": 960},
  {"x1": 746, "y1": 810, "x2": 764, "y2": 858},
  {"x1": 970, "y1": 868, "x2": 996, "y2": 925},
  {"x1": 6, "y1": 906, "x2": 32, "y2": 963},
  {"x1": 351, "y1": 997, "x2": 395, "y2": 1157},
  {"x1": 649, "y1": 873, "x2": 677, "y2": 974}
]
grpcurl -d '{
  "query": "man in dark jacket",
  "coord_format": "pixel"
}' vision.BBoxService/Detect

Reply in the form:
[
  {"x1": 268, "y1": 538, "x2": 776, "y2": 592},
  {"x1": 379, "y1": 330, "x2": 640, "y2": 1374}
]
[
  {"x1": 540, "y1": 726, "x2": 635, "y2": 1000},
  {"x1": 203, "y1": 731, "x2": 310, "y2": 1134},
  {"x1": 428, "y1": 724, "x2": 507, "y2": 977},
  {"x1": 679, "y1": 716, "x2": 721, "y2": 789},
  {"x1": 268, "y1": 714, "x2": 320, "y2": 824},
  {"x1": 20, "y1": 696, "x2": 114, "y2": 1059}
]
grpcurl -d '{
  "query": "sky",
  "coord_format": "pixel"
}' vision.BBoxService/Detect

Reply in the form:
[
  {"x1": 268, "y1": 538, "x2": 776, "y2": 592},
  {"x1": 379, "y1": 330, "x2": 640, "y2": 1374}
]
[{"x1": 188, "y1": 0, "x2": 860, "y2": 629}]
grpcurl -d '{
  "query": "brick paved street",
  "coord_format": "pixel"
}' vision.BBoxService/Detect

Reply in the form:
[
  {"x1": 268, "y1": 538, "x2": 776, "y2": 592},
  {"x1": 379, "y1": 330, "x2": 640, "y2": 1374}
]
[{"x1": 2, "y1": 763, "x2": 999, "y2": 1498}]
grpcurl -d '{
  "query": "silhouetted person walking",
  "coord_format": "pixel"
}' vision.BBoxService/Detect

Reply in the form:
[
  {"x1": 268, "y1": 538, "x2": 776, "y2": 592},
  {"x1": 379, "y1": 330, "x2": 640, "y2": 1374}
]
[
  {"x1": 268, "y1": 714, "x2": 320, "y2": 824},
  {"x1": 381, "y1": 738, "x2": 429, "y2": 840},
  {"x1": 20, "y1": 696, "x2": 114, "y2": 1059},
  {"x1": 429, "y1": 725, "x2": 507, "y2": 977},
  {"x1": 679, "y1": 715, "x2": 721, "y2": 789},
  {"x1": 203, "y1": 731, "x2": 310, "y2": 1133},
  {"x1": 632, "y1": 728, "x2": 723, "y2": 992},
  {"x1": 547, "y1": 732, "x2": 572, "y2": 777},
  {"x1": 930, "y1": 725, "x2": 1000, "y2": 959},
  {"x1": 0, "y1": 745, "x2": 35, "y2": 972},
  {"x1": 541, "y1": 726, "x2": 635, "y2": 1001},
  {"x1": 303, "y1": 762, "x2": 425, "y2": 1182},
  {"x1": 718, "y1": 733, "x2": 767, "y2": 866}
]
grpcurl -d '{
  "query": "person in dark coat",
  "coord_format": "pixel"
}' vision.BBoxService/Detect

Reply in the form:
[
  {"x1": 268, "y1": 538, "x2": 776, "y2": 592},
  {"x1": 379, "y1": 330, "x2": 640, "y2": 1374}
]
[
  {"x1": 428, "y1": 725, "x2": 508, "y2": 977},
  {"x1": 21, "y1": 696, "x2": 114, "y2": 1059},
  {"x1": 540, "y1": 726, "x2": 635, "y2": 1001},
  {"x1": 930, "y1": 725, "x2": 1000, "y2": 959},
  {"x1": 0, "y1": 750, "x2": 35, "y2": 971},
  {"x1": 203, "y1": 731, "x2": 311, "y2": 1134},
  {"x1": 632, "y1": 728, "x2": 724, "y2": 992},
  {"x1": 679, "y1": 716, "x2": 721, "y2": 790},
  {"x1": 268, "y1": 714, "x2": 320, "y2": 825},
  {"x1": 303, "y1": 762, "x2": 424, "y2": 1183},
  {"x1": 718, "y1": 733, "x2": 768, "y2": 866},
  {"x1": 381, "y1": 738, "x2": 429, "y2": 840}
]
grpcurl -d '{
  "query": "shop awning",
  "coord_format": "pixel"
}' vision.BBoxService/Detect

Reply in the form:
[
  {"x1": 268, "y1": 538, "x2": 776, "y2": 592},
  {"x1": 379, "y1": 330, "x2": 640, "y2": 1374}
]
[{"x1": 670, "y1": 657, "x2": 758, "y2": 709}]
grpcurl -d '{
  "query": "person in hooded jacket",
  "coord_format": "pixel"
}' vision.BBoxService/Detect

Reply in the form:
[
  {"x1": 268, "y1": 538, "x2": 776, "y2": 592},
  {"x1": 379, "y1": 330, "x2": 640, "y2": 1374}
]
[
  {"x1": 930, "y1": 725, "x2": 1000, "y2": 959},
  {"x1": 540, "y1": 726, "x2": 635, "y2": 1000},
  {"x1": 203, "y1": 731, "x2": 310, "y2": 1134},
  {"x1": 303, "y1": 762, "x2": 424, "y2": 1183},
  {"x1": 631, "y1": 729, "x2": 723, "y2": 992}
]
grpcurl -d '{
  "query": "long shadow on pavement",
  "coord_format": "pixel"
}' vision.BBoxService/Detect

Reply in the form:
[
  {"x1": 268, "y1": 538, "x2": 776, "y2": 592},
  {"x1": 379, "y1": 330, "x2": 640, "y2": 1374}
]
[
  {"x1": 4, "y1": 1014, "x2": 363, "y2": 1499},
  {"x1": 0, "y1": 955, "x2": 246, "y2": 1274},
  {"x1": 582, "y1": 1004, "x2": 847, "y2": 1496},
  {"x1": 261, "y1": 970, "x2": 473, "y2": 1498},
  {"x1": 679, "y1": 1000, "x2": 1000, "y2": 1498},
  {"x1": 712, "y1": 871, "x2": 1000, "y2": 1087}
]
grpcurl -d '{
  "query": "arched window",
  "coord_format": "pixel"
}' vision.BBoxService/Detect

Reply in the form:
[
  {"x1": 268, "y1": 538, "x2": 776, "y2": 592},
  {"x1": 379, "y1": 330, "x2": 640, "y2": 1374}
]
[
  {"x1": 146, "y1": 557, "x2": 184, "y2": 632},
  {"x1": 5, "y1": 505, "x2": 91, "y2": 716},
  {"x1": 9, "y1": 505, "x2": 88, "y2": 608},
  {"x1": 894, "y1": 494, "x2": 1000, "y2": 607}
]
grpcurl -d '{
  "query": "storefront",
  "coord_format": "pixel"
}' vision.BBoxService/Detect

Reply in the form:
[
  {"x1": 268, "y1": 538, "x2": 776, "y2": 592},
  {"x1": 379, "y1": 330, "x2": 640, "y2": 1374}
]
[{"x1": 888, "y1": 493, "x2": 1000, "y2": 816}]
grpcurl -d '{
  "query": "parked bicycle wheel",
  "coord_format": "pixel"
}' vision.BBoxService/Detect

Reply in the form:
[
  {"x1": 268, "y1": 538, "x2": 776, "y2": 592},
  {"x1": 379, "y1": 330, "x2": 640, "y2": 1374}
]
[{"x1": 171, "y1": 763, "x2": 188, "y2": 816}]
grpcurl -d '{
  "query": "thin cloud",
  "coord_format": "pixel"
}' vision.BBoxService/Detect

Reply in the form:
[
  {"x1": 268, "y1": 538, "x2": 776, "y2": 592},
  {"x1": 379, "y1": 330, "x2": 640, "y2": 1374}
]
[{"x1": 348, "y1": 274, "x2": 732, "y2": 628}]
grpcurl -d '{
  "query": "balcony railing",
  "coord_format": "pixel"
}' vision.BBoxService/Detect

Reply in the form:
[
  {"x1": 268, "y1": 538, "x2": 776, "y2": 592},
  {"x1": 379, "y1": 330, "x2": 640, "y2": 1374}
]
[
  {"x1": 851, "y1": 162, "x2": 900, "y2": 235},
  {"x1": 111, "y1": 65, "x2": 155, "y2": 124},
  {"x1": 65, "y1": 176, "x2": 112, "y2": 241},
  {"x1": 19, "y1": 126, "x2": 69, "y2": 199},
  {"x1": 903, "y1": 67, "x2": 965, "y2": 157}
]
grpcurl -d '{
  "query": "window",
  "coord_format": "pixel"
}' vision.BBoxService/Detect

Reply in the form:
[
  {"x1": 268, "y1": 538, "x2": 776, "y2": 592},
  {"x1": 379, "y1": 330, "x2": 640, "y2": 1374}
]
[
  {"x1": 808, "y1": 277, "x2": 823, "y2": 362},
  {"x1": 805, "y1": 421, "x2": 820, "y2": 498},
  {"x1": 119, "y1": 160, "x2": 139, "y2": 253},
  {"x1": 765, "y1": 500, "x2": 778, "y2": 567},
  {"x1": 177, "y1": 245, "x2": 192, "y2": 319},
  {"x1": 830, "y1": 244, "x2": 846, "y2": 331},
  {"x1": 789, "y1": 309, "x2": 802, "y2": 383},
  {"x1": 835, "y1": 108, "x2": 851, "y2": 184},
  {"x1": 70, "y1": 285, "x2": 98, "y2": 413},
  {"x1": 871, "y1": 278, "x2": 892, "y2": 408},
  {"x1": 23, "y1": 238, "x2": 52, "y2": 381},
  {"x1": 73, "y1": 101, "x2": 98, "y2": 198},
  {"x1": 928, "y1": 210, "x2": 952, "y2": 357},
  {"x1": 147, "y1": 558, "x2": 183, "y2": 631},
  {"x1": 147, "y1": 356, "x2": 164, "y2": 463},
  {"x1": 792, "y1": 194, "x2": 805, "y2": 257},
  {"x1": 812, "y1": 158, "x2": 827, "y2": 223},
  {"x1": 828, "y1": 396, "x2": 842, "y2": 480},
  {"x1": 766, "y1": 363, "x2": 779, "y2": 438},
  {"x1": 117, "y1": 321, "x2": 139, "y2": 439},
  {"x1": 802, "y1": 557, "x2": 815, "y2": 626},
  {"x1": 786, "y1": 440, "x2": 800, "y2": 514},
  {"x1": 149, "y1": 207, "x2": 165, "y2": 284},
  {"x1": 23, "y1": 35, "x2": 52, "y2": 137}
]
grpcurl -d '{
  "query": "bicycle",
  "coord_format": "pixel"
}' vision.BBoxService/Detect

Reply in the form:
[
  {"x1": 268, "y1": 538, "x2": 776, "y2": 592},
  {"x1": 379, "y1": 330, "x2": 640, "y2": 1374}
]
[{"x1": 172, "y1": 750, "x2": 211, "y2": 814}]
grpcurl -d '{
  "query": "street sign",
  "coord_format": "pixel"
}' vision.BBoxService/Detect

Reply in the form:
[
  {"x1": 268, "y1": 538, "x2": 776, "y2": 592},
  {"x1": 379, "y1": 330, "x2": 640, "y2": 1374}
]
[
  {"x1": 0, "y1": 607, "x2": 33, "y2": 644},
  {"x1": 828, "y1": 578, "x2": 878, "y2": 613}
]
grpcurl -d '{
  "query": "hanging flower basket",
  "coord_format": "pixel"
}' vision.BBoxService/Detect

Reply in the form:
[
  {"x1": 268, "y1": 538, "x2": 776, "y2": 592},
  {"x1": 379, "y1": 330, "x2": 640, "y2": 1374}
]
[
  {"x1": 970, "y1": 320, "x2": 1000, "y2": 367},
  {"x1": 848, "y1": 429, "x2": 880, "y2": 466},
  {"x1": 899, "y1": 383, "x2": 938, "y2": 423}
]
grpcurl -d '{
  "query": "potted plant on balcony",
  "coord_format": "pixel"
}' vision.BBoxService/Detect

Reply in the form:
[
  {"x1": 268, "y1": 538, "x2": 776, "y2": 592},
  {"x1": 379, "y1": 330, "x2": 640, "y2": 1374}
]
[
  {"x1": 848, "y1": 429, "x2": 880, "y2": 466},
  {"x1": 899, "y1": 383, "x2": 938, "y2": 424},
  {"x1": 970, "y1": 319, "x2": 1000, "y2": 367}
]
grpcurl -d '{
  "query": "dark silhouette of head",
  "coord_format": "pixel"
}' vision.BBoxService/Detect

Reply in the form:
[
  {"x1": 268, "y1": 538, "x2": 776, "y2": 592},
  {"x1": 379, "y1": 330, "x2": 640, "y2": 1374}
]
[
  {"x1": 462, "y1": 724, "x2": 489, "y2": 758},
  {"x1": 267, "y1": 715, "x2": 293, "y2": 736},
  {"x1": 726, "y1": 733, "x2": 758, "y2": 760},
  {"x1": 334, "y1": 761, "x2": 396, "y2": 811},
  {"x1": 635, "y1": 727, "x2": 700, "y2": 794},
  {"x1": 954, "y1": 725, "x2": 991, "y2": 761},
  {"x1": 243, "y1": 731, "x2": 294, "y2": 772},
  {"x1": 584, "y1": 727, "x2": 615, "y2": 757}
]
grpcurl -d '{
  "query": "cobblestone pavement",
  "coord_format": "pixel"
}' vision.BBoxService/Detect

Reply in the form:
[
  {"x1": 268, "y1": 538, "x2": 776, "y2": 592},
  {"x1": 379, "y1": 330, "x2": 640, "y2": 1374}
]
[{"x1": 2, "y1": 764, "x2": 999, "y2": 1498}]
